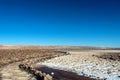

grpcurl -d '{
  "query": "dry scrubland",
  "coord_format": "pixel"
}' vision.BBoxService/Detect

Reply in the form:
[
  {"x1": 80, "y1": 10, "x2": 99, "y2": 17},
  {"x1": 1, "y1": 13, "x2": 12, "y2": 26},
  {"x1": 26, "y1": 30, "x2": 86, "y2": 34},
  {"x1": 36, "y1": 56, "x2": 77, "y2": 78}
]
[
  {"x1": 0, "y1": 45, "x2": 120, "y2": 80},
  {"x1": 0, "y1": 49, "x2": 64, "y2": 67},
  {"x1": 0, "y1": 45, "x2": 106, "y2": 67},
  {"x1": 0, "y1": 47, "x2": 65, "y2": 80},
  {"x1": 0, "y1": 45, "x2": 100, "y2": 80}
]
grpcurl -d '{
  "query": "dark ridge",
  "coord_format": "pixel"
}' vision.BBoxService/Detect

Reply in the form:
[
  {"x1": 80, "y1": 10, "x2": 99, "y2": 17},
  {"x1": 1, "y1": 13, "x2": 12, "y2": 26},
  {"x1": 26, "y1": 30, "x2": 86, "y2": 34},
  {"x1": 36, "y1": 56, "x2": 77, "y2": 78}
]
[{"x1": 0, "y1": 73, "x2": 2, "y2": 80}]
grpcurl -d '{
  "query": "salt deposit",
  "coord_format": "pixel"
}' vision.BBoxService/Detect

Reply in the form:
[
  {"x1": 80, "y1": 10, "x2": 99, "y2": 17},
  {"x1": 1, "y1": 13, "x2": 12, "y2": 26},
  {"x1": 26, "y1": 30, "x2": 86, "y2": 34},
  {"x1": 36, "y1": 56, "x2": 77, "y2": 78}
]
[{"x1": 36, "y1": 51, "x2": 120, "y2": 80}]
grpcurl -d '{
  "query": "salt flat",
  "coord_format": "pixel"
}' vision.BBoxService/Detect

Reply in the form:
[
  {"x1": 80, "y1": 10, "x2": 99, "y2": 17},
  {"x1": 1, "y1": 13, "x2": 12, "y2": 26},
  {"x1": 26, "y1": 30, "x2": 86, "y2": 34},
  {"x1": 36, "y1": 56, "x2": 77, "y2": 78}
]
[{"x1": 36, "y1": 50, "x2": 120, "y2": 80}]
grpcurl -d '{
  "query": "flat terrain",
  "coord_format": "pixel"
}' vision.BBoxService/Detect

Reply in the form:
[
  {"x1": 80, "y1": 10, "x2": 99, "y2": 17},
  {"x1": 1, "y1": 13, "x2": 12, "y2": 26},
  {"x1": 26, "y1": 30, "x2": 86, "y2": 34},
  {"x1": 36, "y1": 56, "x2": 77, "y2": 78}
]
[
  {"x1": 0, "y1": 45, "x2": 120, "y2": 80},
  {"x1": 1, "y1": 62, "x2": 31, "y2": 80},
  {"x1": 36, "y1": 50, "x2": 120, "y2": 80},
  {"x1": 0, "y1": 47, "x2": 65, "y2": 80}
]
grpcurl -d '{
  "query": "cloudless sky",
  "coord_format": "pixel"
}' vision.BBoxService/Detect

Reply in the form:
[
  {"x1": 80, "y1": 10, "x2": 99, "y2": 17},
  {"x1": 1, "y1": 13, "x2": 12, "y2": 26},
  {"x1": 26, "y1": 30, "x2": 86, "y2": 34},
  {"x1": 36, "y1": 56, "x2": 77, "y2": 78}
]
[{"x1": 0, "y1": 0, "x2": 120, "y2": 47}]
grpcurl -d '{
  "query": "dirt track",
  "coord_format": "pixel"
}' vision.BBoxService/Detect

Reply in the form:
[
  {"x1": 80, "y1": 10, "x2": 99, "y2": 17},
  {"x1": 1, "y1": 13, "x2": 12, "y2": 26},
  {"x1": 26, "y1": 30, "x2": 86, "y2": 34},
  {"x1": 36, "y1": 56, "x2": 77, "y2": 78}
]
[
  {"x1": 0, "y1": 62, "x2": 34, "y2": 80},
  {"x1": 0, "y1": 48, "x2": 65, "y2": 80}
]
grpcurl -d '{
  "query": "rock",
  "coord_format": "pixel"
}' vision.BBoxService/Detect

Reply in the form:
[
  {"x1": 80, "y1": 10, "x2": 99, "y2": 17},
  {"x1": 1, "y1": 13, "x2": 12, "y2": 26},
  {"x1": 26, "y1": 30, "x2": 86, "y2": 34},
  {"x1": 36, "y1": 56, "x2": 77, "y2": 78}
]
[
  {"x1": 118, "y1": 75, "x2": 120, "y2": 78},
  {"x1": 45, "y1": 74, "x2": 53, "y2": 80},
  {"x1": 112, "y1": 65, "x2": 115, "y2": 67},
  {"x1": 103, "y1": 78, "x2": 107, "y2": 80},
  {"x1": 107, "y1": 69, "x2": 118, "y2": 74}
]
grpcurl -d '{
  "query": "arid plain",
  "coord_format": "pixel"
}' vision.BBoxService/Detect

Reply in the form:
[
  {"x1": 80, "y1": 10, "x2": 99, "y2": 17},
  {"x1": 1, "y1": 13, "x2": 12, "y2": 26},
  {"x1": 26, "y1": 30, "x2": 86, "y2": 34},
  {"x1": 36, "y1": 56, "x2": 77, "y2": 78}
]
[{"x1": 0, "y1": 45, "x2": 120, "y2": 80}]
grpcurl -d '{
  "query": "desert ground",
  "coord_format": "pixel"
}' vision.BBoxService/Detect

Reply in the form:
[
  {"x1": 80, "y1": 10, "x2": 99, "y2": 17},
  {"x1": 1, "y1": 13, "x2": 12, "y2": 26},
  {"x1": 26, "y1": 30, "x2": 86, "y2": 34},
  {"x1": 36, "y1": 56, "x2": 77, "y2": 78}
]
[{"x1": 0, "y1": 45, "x2": 120, "y2": 80}]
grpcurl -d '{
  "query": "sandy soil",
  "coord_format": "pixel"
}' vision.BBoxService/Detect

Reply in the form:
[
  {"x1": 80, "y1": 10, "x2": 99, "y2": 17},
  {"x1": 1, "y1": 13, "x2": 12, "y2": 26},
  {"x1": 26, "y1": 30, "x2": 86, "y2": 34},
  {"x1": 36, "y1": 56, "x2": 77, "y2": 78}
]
[
  {"x1": 0, "y1": 62, "x2": 36, "y2": 80},
  {"x1": 0, "y1": 48, "x2": 65, "y2": 80}
]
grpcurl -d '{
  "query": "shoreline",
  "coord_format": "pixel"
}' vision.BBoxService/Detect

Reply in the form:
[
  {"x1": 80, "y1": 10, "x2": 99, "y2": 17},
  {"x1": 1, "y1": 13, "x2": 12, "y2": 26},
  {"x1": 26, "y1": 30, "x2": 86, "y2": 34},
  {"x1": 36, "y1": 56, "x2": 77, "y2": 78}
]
[
  {"x1": 35, "y1": 50, "x2": 120, "y2": 80},
  {"x1": 34, "y1": 65, "x2": 97, "y2": 80}
]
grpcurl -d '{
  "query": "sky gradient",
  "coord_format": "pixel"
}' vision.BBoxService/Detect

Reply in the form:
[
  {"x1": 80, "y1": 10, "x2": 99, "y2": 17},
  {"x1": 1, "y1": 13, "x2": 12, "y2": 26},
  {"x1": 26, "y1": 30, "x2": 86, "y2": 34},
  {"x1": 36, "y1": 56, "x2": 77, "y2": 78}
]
[{"x1": 0, "y1": 0, "x2": 120, "y2": 47}]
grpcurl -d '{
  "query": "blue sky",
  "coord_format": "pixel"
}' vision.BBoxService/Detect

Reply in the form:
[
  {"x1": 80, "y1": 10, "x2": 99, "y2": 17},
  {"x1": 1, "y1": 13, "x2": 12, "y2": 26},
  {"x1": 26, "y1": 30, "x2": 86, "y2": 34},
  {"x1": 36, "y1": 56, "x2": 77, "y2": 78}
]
[{"x1": 0, "y1": 0, "x2": 120, "y2": 47}]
